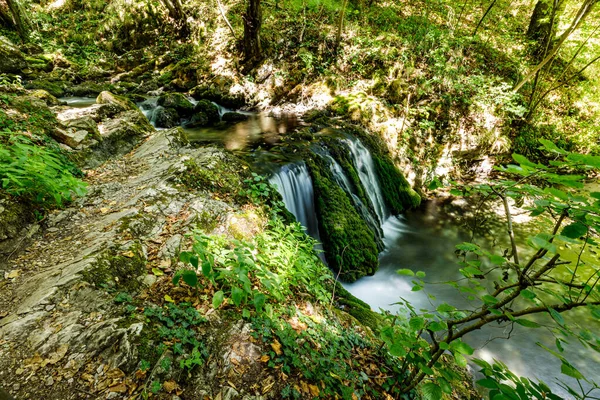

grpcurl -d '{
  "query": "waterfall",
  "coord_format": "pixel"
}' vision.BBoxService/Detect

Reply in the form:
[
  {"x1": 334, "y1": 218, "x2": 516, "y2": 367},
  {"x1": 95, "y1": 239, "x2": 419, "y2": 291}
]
[
  {"x1": 269, "y1": 163, "x2": 320, "y2": 239},
  {"x1": 321, "y1": 152, "x2": 384, "y2": 249},
  {"x1": 343, "y1": 137, "x2": 389, "y2": 223},
  {"x1": 138, "y1": 97, "x2": 159, "y2": 127}
]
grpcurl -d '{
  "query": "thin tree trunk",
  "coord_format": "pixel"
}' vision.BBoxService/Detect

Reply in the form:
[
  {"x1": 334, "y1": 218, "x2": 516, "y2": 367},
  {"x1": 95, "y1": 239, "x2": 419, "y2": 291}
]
[
  {"x1": 6, "y1": 0, "x2": 30, "y2": 41},
  {"x1": 335, "y1": 0, "x2": 349, "y2": 52},
  {"x1": 243, "y1": 0, "x2": 262, "y2": 64},
  {"x1": 472, "y1": 0, "x2": 499, "y2": 36},
  {"x1": 514, "y1": 0, "x2": 598, "y2": 92},
  {"x1": 216, "y1": 0, "x2": 237, "y2": 40}
]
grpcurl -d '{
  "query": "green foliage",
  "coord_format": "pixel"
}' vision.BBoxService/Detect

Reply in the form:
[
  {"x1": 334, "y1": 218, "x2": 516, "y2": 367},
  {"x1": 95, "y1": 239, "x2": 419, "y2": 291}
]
[
  {"x1": 307, "y1": 154, "x2": 379, "y2": 282},
  {"x1": 143, "y1": 302, "x2": 208, "y2": 370},
  {"x1": 388, "y1": 140, "x2": 600, "y2": 396},
  {"x1": 176, "y1": 216, "x2": 332, "y2": 314},
  {"x1": 0, "y1": 131, "x2": 87, "y2": 206},
  {"x1": 251, "y1": 310, "x2": 409, "y2": 399}
]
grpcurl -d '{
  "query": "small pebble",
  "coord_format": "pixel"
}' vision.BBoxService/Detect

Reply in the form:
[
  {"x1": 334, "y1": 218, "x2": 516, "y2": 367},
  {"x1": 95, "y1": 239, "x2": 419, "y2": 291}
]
[{"x1": 45, "y1": 376, "x2": 54, "y2": 386}]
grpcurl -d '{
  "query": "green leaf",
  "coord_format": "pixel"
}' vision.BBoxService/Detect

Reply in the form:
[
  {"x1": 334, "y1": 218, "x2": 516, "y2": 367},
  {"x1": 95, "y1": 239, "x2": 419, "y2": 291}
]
[
  {"x1": 416, "y1": 271, "x2": 426, "y2": 278},
  {"x1": 515, "y1": 318, "x2": 541, "y2": 328},
  {"x1": 190, "y1": 255, "x2": 199, "y2": 268},
  {"x1": 512, "y1": 154, "x2": 539, "y2": 169},
  {"x1": 397, "y1": 269, "x2": 415, "y2": 276},
  {"x1": 450, "y1": 340, "x2": 474, "y2": 355},
  {"x1": 561, "y1": 222, "x2": 588, "y2": 239},
  {"x1": 253, "y1": 293, "x2": 266, "y2": 313},
  {"x1": 561, "y1": 362, "x2": 584, "y2": 379},
  {"x1": 389, "y1": 342, "x2": 406, "y2": 357},
  {"x1": 456, "y1": 242, "x2": 479, "y2": 252},
  {"x1": 202, "y1": 260, "x2": 212, "y2": 277},
  {"x1": 421, "y1": 383, "x2": 443, "y2": 400},
  {"x1": 212, "y1": 290, "x2": 224, "y2": 309},
  {"x1": 482, "y1": 295, "x2": 499, "y2": 305},
  {"x1": 548, "y1": 308, "x2": 565, "y2": 326},
  {"x1": 477, "y1": 378, "x2": 499, "y2": 389},
  {"x1": 454, "y1": 353, "x2": 467, "y2": 367},
  {"x1": 539, "y1": 138, "x2": 566, "y2": 155},
  {"x1": 152, "y1": 267, "x2": 164, "y2": 276},
  {"x1": 231, "y1": 286, "x2": 244, "y2": 307},
  {"x1": 520, "y1": 289, "x2": 536, "y2": 300},
  {"x1": 529, "y1": 235, "x2": 557, "y2": 253},
  {"x1": 181, "y1": 270, "x2": 198, "y2": 288},
  {"x1": 488, "y1": 254, "x2": 506, "y2": 265},
  {"x1": 409, "y1": 317, "x2": 425, "y2": 331}
]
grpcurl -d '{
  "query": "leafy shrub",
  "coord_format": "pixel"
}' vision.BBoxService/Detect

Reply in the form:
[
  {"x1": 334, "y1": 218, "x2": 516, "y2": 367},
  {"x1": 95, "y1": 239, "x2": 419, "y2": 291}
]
[{"x1": 0, "y1": 131, "x2": 87, "y2": 206}]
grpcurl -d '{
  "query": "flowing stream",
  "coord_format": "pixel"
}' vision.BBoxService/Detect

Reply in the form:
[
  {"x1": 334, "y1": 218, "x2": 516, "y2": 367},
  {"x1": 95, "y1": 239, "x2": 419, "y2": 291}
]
[{"x1": 136, "y1": 100, "x2": 600, "y2": 397}]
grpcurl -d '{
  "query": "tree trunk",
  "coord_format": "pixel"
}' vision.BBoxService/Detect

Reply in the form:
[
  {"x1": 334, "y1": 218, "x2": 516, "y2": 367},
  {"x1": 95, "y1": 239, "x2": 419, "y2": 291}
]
[
  {"x1": 243, "y1": 0, "x2": 262, "y2": 65},
  {"x1": 5, "y1": 0, "x2": 30, "y2": 41},
  {"x1": 514, "y1": 0, "x2": 598, "y2": 92},
  {"x1": 161, "y1": 0, "x2": 189, "y2": 36},
  {"x1": 335, "y1": 0, "x2": 349, "y2": 52},
  {"x1": 527, "y1": 0, "x2": 565, "y2": 60}
]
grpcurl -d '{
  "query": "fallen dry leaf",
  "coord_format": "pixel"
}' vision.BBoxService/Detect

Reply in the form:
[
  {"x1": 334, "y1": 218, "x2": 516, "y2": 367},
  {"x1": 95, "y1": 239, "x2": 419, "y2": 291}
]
[
  {"x1": 270, "y1": 340, "x2": 282, "y2": 356},
  {"x1": 6, "y1": 270, "x2": 20, "y2": 279},
  {"x1": 108, "y1": 383, "x2": 127, "y2": 393},
  {"x1": 260, "y1": 355, "x2": 270, "y2": 362},
  {"x1": 163, "y1": 380, "x2": 178, "y2": 393}
]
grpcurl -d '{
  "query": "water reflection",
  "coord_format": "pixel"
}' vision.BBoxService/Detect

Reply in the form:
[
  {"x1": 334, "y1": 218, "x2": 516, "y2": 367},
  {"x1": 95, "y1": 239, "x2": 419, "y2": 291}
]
[
  {"x1": 344, "y1": 202, "x2": 600, "y2": 397},
  {"x1": 184, "y1": 113, "x2": 300, "y2": 152}
]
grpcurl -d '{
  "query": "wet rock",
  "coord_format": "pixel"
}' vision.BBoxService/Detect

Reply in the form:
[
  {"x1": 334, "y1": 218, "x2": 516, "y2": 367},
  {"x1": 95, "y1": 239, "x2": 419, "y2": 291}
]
[
  {"x1": 185, "y1": 100, "x2": 220, "y2": 128},
  {"x1": 96, "y1": 91, "x2": 137, "y2": 113},
  {"x1": 157, "y1": 93, "x2": 194, "y2": 117},
  {"x1": 222, "y1": 112, "x2": 248, "y2": 123},
  {"x1": 69, "y1": 82, "x2": 112, "y2": 97},
  {"x1": 190, "y1": 84, "x2": 245, "y2": 109},
  {"x1": 154, "y1": 106, "x2": 179, "y2": 128}
]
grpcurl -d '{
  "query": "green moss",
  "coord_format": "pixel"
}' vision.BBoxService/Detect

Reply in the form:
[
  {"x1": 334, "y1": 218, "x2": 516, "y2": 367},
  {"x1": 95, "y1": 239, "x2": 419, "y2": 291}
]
[
  {"x1": 81, "y1": 243, "x2": 146, "y2": 290},
  {"x1": 372, "y1": 154, "x2": 421, "y2": 214},
  {"x1": 306, "y1": 155, "x2": 378, "y2": 282},
  {"x1": 176, "y1": 156, "x2": 250, "y2": 203},
  {"x1": 331, "y1": 282, "x2": 382, "y2": 332},
  {"x1": 24, "y1": 80, "x2": 66, "y2": 98}
]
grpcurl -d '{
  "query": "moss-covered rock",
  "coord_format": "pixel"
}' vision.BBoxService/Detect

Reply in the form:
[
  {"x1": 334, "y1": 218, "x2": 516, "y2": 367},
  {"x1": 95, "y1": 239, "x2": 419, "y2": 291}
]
[
  {"x1": 372, "y1": 154, "x2": 421, "y2": 214},
  {"x1": 29, "y1": 89, "x2": 62, "y2": 106},
  {"x1": 330, "y1": 282, "x2": 382, "y2": 332},
  {"x1": 222, "y1": 112, "x2": 249, "y2": 123},
  {"x1": 24, "y1": 79, "x2": 66, "y2": 98},
  {"x1": 189, "y1": 84, "x2": 245, "y2": 109},
  {"x1": 185, "y1": 100, "x2": 220, "y2": 128},
  {"x1": 154, "y1": 106, "x2": 180, "y2": 128},
  {"x1": 80, "y1": 243, "x2": 146, "y2": 290},
  {"x1": 307, "y1": 154, "x2": 379, "y2": 282},
  {"x1": 157, "y1": 93, "x2": 194, "y2": 117},
  {"x1": 0, "y1": 37, "x2": 27, "y2": 74},
  {"x1": 96, "y1": 91, "x2": 137, "y2": 111}
]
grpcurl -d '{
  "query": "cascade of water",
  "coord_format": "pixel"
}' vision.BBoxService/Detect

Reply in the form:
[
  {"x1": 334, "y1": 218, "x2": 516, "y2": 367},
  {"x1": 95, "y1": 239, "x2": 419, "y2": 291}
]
[
  {"x1": 137, "y1": 97, "x2": 159, "y2": 127},
  {"x1": 269, "y1": 163, "x2": 320, "y2": 239},
  {"x1": 343, "y1": 137, "x2": 388, "y2": 223},
  {"x1": 321, "y1": 152, "x2": 384, "y2": 248}
]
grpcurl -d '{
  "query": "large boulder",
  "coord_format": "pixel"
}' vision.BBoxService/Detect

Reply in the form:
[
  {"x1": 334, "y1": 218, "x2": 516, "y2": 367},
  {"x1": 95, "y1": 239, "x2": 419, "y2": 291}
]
[
  {"x1": 0, "y1": 37, "x2": 27, "y2": 74},
  {"x1": 24, "y1": 79, "x2": 66, "y2": 98},
  {"x1": 157, "y1": 93, "x2": 194, "y2": 117},
  {"x1": 29, "y1": 89, "x2": 62, "y2": 106},
  {"x1": 190, "y1": 84, "x2": 245, "y2": 109},
  {"x1": 222, "y1": 112, "x2": 248, "y2": 123},
  {"x1": 185, "y1": 99, "x2": 220, "y2": 128},
  {"x1": 153, "y1": 106, "x2": 179, "y2": 128}
]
